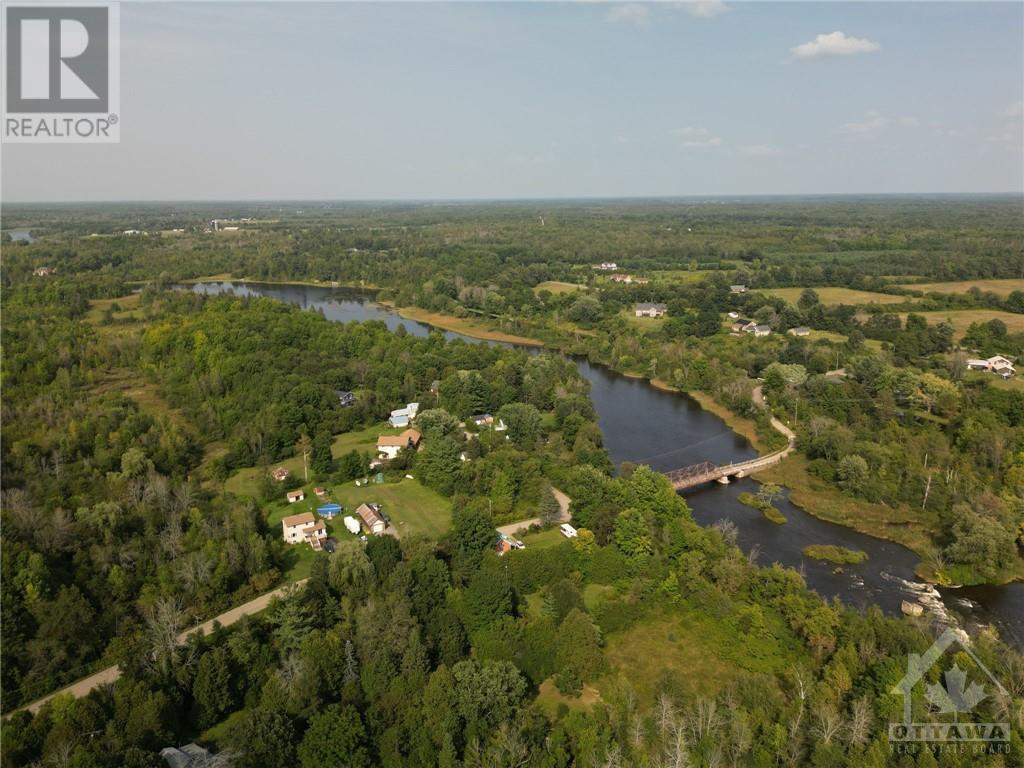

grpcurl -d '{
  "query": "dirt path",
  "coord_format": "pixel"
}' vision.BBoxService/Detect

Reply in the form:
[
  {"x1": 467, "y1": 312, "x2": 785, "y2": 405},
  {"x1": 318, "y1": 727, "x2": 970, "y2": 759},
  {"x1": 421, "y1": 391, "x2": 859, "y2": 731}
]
[
  {"x1": 496, "y1": 487, "x2": 571, "y2": 537},
  {"x1": 18, "y1": 579, "x2": 307, "y2": 716},
  {"x1": 751, "y1": 385, "x2": 796, "y2": 444}
]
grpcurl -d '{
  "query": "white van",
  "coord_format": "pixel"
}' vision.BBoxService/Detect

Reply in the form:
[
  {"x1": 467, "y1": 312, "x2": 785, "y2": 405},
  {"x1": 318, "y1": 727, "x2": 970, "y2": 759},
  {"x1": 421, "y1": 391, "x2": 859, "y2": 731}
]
[{"x1": 559, "y1": 523, "x2": 578, "y2": 539}]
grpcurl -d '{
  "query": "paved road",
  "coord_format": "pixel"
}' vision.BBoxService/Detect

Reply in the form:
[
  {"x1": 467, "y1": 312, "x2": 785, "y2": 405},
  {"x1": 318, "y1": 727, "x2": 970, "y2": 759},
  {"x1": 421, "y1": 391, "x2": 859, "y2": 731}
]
[
  {"x1": 18, "y1": 579, "x2": 307, "y2": 715},
  {"x1": 496, "y1": 487, "x2": 571, "y2": 537}
]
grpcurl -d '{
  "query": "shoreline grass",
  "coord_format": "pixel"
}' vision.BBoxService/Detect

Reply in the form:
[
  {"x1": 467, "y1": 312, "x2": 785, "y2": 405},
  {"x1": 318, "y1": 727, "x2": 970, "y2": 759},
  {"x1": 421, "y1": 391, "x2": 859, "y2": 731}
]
[
  {"x1": 803, "y1": 544, "x2": 869, "y2": 565},
  {"x1": 737, "y1": 492, "x2": 787, "y2": 524}
]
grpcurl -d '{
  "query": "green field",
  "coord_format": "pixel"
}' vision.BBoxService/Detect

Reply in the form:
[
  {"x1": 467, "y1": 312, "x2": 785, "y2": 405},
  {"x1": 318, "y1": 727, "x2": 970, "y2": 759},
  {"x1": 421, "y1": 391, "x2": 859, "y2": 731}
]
[
  {"x1": 761, "y1": 286, "x2": 911, "y2": 306},
  {"x1": 901, "y1": 278, "x2": 1024, "y2": 297},
  {"x1": 898, "y1": 309, "x2": 1024, "y2": 338},
  {"x1": 520, "y1": 527, "x2": 568, "y2": 549},
  {"x1": 533, "y1": 280, "x2": 585, "y2": 295},
  {"x1": 598, "y1": 606, "x2": 804, "y2": 708}
]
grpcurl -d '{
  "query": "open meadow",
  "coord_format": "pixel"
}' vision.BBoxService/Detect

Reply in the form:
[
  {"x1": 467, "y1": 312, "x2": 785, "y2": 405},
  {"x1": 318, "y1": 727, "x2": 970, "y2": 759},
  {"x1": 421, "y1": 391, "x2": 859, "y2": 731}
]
[{"x1": 901, "y1": 278, "x2": 1024, "y2": 297}]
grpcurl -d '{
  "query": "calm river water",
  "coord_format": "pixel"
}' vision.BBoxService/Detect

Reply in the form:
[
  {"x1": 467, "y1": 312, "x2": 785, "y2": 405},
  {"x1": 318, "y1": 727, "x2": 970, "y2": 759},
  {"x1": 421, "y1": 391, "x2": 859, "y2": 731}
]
[{"x1": 186, "y1": 281, "x2": 1023, "y2": 648}]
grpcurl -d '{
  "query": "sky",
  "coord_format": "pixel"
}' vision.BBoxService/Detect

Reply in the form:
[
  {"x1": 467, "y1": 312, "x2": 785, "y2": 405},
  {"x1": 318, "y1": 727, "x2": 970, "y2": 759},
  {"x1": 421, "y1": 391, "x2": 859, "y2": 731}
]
[{"x1": 2, "y1": 1, "x2": 1022, "y2": 202}]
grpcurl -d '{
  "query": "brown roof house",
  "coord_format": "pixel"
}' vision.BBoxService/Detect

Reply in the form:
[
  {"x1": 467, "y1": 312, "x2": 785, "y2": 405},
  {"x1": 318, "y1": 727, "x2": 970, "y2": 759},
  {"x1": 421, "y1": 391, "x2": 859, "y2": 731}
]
[
  {"x1": 271, "y1": 467, "x2": 291, "y2": 482},
  {"x1": 282, "y1": 512, "x2": 315, "y2": 544},
  {"x1": 376, "y1": 429, "x2": 422, "y2": 460}
]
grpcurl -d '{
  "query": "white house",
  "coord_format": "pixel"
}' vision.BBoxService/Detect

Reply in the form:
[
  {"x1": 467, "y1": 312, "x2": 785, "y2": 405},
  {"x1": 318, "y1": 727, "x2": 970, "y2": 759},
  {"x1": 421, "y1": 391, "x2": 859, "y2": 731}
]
[
  {"x1": 388, "y1": 402, "x2": 420, "y2": 427},
  {"x1": 753, "y1": 325, "x2": 772, "y2": 337},
  {"x1": 730, "y1": 285, "x2": 748, "y2": 294},
  {"x1": 282, "y1": 512, "x2": 315, "y2": 544},
  {"x1": 635, "y1": 303, "x2": 667, "y2": 318},
  {"x1": 470, "y1": 414, "x2": 507, "y2": 432},
  {"x1": 967, "y1": 355, "x2": 1016, "y2": 379},
  {"x1": 787, "y1": 327, "x2": 811, "y2": 337},
  {"x1": 286, "y1": 489, "x2": 305, "y2": 503}
]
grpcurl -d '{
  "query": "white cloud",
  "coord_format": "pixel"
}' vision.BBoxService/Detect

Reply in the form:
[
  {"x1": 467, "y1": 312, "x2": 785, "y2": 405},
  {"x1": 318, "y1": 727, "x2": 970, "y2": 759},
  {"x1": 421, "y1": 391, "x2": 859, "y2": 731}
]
[
  {"x1": 605, "y1": 4, "x2": 649, "y2": 26},
  {"x1": 1003, "y1": 100, "x2": 1023, "y2": 118},
  {"x1": 837, "y1": 111, "x2": 917, "y2": 140},
  {"x1": 838, "y1": 112, "x2": 889, "y2": 137},
  {"x1": 678, "y1": 0, "x2": 730, "y2": 19},
  {"x1": 737, "y1": 144, "x2": 782, "y2": 157},
  {"x1": 616, "y1": 136, "x2": 631, "y2": 144},
  {"x1": 671, "y1": 127, "x2": 722, "y2": 148},
  {"x1": 792, "y1": 31, "x2": 880, "y2": 59}
]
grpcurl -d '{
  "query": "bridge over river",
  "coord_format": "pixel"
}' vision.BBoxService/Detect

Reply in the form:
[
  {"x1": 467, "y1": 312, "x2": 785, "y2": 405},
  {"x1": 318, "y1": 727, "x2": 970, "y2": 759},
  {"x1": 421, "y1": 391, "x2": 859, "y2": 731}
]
[{"x1": 664, "y1": 401, "x2": 796, "y2": 491}]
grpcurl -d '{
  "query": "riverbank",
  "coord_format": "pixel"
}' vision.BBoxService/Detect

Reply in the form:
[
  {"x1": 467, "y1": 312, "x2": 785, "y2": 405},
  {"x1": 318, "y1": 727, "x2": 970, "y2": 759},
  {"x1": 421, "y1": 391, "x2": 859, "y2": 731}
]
[
  {"x1": 385, "y1": 303, "x2": 547, "y2": 347},
  {"x1": 179, "y1": 274, "x2": 382, "y2": 291}
]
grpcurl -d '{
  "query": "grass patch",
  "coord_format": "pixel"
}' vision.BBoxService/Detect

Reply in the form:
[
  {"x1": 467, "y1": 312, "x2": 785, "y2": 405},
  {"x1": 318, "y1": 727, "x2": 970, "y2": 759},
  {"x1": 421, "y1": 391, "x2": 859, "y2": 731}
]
[
  {"x1": 598, "y1": 606, "x2": 804, "y2": 708},
  {"x1": 535, "y1": 679, "x2": 602, "y2": 715},
  {"x1": 901, "y1": 279, "x2": 1024, "y2": 298},
  {"x1": 737, "y1": 492, "x2": 787, "y2": 524},
  {"x1": 803, "y1": 544, "x2": 868, "y2": 564},
  {"x1": 534, "y1": 280, "x2": 584, "y2": 295},
  {"x1": 520, "y1": 527, "x2": 568, "y2": 549},
  {"x1": 761, "y1": 287, "x2": 911, "y2": 306}
]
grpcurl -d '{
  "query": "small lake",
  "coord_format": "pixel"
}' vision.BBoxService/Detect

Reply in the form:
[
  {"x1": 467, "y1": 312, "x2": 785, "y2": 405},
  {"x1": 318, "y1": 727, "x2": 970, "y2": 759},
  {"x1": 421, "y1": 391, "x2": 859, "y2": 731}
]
[
  {"x1": 6, "y1": 230, "x2": 34, "y2": 243},
  {"x1": 184, "y1": 280, "x2": 1024, "y2": 648}
]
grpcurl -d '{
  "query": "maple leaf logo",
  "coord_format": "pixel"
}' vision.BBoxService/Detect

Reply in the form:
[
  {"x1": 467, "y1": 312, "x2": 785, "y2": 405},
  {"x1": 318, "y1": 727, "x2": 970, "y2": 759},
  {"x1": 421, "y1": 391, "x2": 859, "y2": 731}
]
[{"x1": 925, "y1": 664, "x2": 988, "y2": 715}]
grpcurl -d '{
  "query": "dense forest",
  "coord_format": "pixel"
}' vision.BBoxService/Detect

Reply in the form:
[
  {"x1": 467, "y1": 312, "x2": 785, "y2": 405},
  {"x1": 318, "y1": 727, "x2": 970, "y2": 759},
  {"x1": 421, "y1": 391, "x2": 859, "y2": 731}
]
[{"x1": 2, "y1": 199, "x2": 1024, "y2": 767}]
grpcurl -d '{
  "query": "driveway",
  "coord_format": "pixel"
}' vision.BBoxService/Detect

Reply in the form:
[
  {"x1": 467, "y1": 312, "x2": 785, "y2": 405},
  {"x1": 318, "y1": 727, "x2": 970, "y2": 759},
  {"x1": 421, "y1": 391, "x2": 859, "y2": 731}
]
[
  {"x1": 18, "y1": 579, "x2": 308, "y2": 715},
  {"x1": 497, "y1": 487, "x2": 570, "y2": 537}
]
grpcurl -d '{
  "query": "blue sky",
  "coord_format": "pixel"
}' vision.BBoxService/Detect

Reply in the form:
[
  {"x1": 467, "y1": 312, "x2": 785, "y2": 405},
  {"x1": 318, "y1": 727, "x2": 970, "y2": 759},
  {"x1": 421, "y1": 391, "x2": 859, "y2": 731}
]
[{"x1": 3, "y1": 1, "x2": 1022, "y2": 201}]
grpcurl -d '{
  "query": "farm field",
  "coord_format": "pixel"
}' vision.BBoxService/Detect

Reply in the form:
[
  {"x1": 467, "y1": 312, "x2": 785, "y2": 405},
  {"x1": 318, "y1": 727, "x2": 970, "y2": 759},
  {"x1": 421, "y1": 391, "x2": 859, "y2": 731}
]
[
  {"x1": 901, "y1": 278, "x2": 1024, "y2": 297},
  {"x1": 897, "y1": 309, "x2": 1024, "y2": 338},
  {"x1": 761, "y1": 286, "x2": 911, "y2": 306},
  {"x1": 533, "y1": 280, "x2": 584, "y2": 294}
]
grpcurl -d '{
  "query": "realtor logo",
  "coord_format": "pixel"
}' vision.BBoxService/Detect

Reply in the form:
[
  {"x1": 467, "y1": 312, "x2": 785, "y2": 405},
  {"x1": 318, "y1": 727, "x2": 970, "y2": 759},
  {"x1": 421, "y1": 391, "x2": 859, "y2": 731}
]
[
  {"x1": 2, "y1": 2, "x2": 119, "y2": 142},
  {"x1": 889, "y1": 627, "x2": 1011, "y2": 750}
]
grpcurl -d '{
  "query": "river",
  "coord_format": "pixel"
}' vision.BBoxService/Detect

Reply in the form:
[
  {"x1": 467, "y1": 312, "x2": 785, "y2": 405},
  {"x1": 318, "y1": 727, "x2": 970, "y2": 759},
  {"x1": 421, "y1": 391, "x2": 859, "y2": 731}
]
[{"x1": 186, "y1": 281, "x2": 1024, "y2": 648}]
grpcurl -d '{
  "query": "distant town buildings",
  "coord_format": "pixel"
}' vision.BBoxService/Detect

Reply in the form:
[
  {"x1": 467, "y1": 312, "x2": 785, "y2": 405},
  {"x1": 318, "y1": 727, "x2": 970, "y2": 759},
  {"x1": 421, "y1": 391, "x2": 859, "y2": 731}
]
[
  {"x1": 32, "y1": 266, "x2": 54, "y2": 277},
  {"x1": 635, "y1": 302, "x2": 668, "y2": 318},
  {"x1": 787, "y1": 326, "x2": 811, "y2": 337},
  {"x1": 594, "y1": 262, "x2": 618, "y2": 271},
  {"x1": 610, "y1": 274, "x2": 649, "y2": 284},
  {"x1": 730, "y1": 285, "x2": 748, "y2": 294}
]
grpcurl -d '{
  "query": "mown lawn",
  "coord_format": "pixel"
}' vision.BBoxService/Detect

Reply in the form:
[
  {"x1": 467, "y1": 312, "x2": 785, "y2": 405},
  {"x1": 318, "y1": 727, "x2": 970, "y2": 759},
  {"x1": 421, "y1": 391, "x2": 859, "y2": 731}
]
[
  {"x1": 761, "y1": 287, "x2": 911, "y2": 306},
  {"x1": 520, "y1": 528, "x2": 568, "y2": 549},
  {"x1": 901, "y1": 278, "x2": 1024, "y2": 298},
  {"x1": 330, "y1": 478, "x2": 453, "y2": 539}
]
